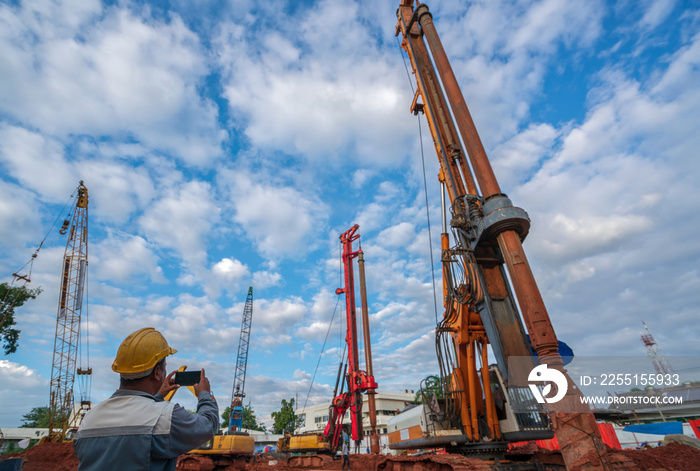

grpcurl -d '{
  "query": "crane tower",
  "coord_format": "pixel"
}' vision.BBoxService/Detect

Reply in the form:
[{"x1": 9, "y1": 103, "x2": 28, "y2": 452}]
[
  {"x1": 48, "y1": 181, "x2": 91, "y2": 440},
  {"x1": 641, "y1": 321, "x2": 675, "y2": 375},
  {"x1": 229, "y1": 286, "x2": 253, "y2": 433}
]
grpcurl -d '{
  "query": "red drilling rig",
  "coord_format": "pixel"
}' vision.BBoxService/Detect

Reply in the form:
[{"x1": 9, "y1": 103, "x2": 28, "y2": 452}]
[{"x1": 324, "y1": 224, "x2": 380, "y2": 453}]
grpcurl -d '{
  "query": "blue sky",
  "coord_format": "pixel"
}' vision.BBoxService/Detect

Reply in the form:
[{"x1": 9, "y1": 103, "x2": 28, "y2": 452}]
[{"x1": 1, "y1": 0, "x2": 699, "y2": 429}]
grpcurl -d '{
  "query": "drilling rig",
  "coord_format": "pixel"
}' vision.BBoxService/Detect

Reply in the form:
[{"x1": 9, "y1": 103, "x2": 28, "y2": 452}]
[
  {"x1": 324, "y1": 224, "x2": 379, "y2": 453},
  {"x1": 48, "y1": 181, "x2": 91, "y2": 441},
  {"x1": 393, "y1": 2, "x2": 613, "y2": 469},
  {"x1": 277, "y1": 225, "x2": 379, "y2": 466}
]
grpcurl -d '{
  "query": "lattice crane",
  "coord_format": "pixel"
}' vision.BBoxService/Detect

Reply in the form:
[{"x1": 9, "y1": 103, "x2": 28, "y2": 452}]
[
  {"x1": 228, "y1": 286, "x2": 254, "y2": 433},
  {"x1": 48, "y1": 181, "x2": 91, "y2": 441},
  {"x1": 641, "y1": 321, "x2": 675, "y2": 375}
]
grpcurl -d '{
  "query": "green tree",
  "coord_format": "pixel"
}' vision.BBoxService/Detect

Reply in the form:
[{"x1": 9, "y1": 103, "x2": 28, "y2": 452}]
[
  {"x1": 414, "y1": 375, "x2": 444, "y2": 404},
  {"x1": 270, "y1": 398, "x2": 303, "y2": 434},
  {"x1": 20, "y1": 406, "x2": 68, "y2": 429},
  {"x1": 221, "y1": 403, "x2": 266, "y2": 431},
  {"x1": 0, "y1": 283, "x2": 42, "y2": 354},
  {"x1": 20, "y1": 406, "x2": 50, "y2": 428}
]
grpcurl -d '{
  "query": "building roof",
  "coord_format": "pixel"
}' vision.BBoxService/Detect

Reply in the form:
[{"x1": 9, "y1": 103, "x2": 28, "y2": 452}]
[{"x1": 0, "y1": 428, "x2": 49, "y2": 440}]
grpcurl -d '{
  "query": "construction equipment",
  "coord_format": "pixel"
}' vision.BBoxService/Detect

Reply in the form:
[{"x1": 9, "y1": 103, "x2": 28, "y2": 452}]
[
  {"x1": 641, "y1": 321, "x2": 675, "y2": 375},
  {"x1": 324, "y1": 225, "x2": 379, "y2": 452},
  {"x1": 228, "y1": 286, "x2": 254, "y2": 433},
  {"x1": 276, "y1": 431, "x2": 333, "y2": 457},
  {"x1": 175, "y1": 288, "x2": 255, "y2": 471},
  {"x1": 393, "y1": 2, "x2": 613, "y2": 469},
  {"x1": 280, "y1": 225, "x2": 379, "y2": 461},
  {"x1": 47, "y1": 181, "x2": 91, "y2": 442}
]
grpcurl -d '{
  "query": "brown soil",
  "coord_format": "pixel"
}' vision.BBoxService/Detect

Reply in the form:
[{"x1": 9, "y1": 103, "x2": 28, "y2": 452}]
[
  {"x1": 3, "y1": 441, "x2": 700, "y2": 470},
  {"x1": 245, "y1": 454, "x2": 492, "y2": 471},
  {"x1": 615, "y1": 442, "x2": 700, "y2": 471},
  {"x1": 2, "y1": 442, "x2": 78, "y2": 471},
  {"x1": 506, "y1": 442, "x2": 566, "y2": 467}
]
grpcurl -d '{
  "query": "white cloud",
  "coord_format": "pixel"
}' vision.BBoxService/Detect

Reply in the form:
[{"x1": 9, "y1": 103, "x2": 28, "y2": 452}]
[
  {"x1": 638, "y1": 0, "x2": 676, "y2": 30},
  {"x1": 223, "y1": 170, "x2": 328, "y2": 259},
  {"x1": 255, "y1": 297, "x2": 308, "y2": 337},
  {"x1": 0, "y1": 181, "x2": 43, "y2": 255},
  {"x1": 215, "y1": 2, "x2": 414, "y2": 166},
  {"x1": 536, "y1": 212, "x2": 652, "y2": 260},
  {"x1": 0, "y1": 360, "x2": 47, "y2": 427},
  {"x1": 505, "y1": 0, "x2": 603, "y2": 53},
  {"x1": 372, "y1": 330, "x2": 438, "y2": 390},
  {"x1": 79, "y1": 159, "x2": 157, "y2": 224},
  {"x1": 295, "y1": 321, "x2": 331, "y2": 341},
  {"x1": 212, "y1": 258, "x2": 249, "y2": 281},
  {"x1": 508, "y1": 29, "x2": 700, "y2": 357},
  {"x1": 427, "y1": 0, "x2": 606, "y2": 145},
  {"x1": 0, "y1": 125, "x2": 76, "y2": 200},
  {"x1": 93, "y1": 232, "x2": 166, "y2": 284},
  {"x1": 0, "y1": 360, "x2": 45, "y2": 388},
  {"x1": 163, "y1": 294, "x2": 228, "y2": 352},
  {"x1": 351, "y1": 169, "x2": 374, "y2": 189},
  {"x1": 0, "y1": 2, "x2": 224, "y2": 165},
  {"x1": 139, "y1": 180, "x2": 220, "y2": 267},
  {"x1": 377, "y1": 222, "x2": 415, "y2": 248},
  {"x1": 252, "y1": 270, "x2": 283, "y2": 289},
  {"x1": 492, "y1": 123, "x2": 558, "y2": 190}
]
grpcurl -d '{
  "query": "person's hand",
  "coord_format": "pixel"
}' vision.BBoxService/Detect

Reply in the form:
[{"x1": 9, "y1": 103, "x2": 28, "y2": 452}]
[
  {"x1": 159, "y1": 370, "x2": 180, "y2": 397},
  {"x1": 194, "y1": 368, "x2": 212, "y2": 397}
]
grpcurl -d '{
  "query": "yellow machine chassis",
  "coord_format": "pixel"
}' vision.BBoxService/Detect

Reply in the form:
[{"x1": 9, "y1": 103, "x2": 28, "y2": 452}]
[
  {"x1": 192, "y1": 434, "x2": 255, "y2": 456},
  {"x1": 289, "y1": 434, "x2": 331, "y2": 453}
]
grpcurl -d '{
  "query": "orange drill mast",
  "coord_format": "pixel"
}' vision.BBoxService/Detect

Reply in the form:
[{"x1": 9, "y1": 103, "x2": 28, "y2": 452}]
[{"x1": 396, "y1": 2, "x2": 612, "y2": 468}]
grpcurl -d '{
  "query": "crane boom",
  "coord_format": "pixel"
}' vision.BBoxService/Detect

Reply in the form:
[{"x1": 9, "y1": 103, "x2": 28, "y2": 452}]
[
  {"x1": 395, "y1": 2, "x2": 612, "y2": 468},
  {"x1": 48, "y1": 181, "x2": 90, "y2": 440},
  {"x1": 228, "y1": 286, "x2": 254, "y2": 433}
]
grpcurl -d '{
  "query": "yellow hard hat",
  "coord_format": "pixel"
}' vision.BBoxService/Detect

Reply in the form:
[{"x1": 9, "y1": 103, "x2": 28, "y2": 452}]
[{"x1": 112, "y1": 327, "x2": 177, "y2": 376}]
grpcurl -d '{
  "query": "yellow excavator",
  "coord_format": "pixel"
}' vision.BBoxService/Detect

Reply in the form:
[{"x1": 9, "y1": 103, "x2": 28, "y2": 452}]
[{"x1": 276, "y1": 431, "x2": 332, "y2": 454}]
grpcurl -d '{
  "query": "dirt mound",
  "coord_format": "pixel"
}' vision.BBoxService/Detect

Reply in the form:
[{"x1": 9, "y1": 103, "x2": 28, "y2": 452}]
[
  {"x1": 615, "y1": 442, "x2": 700, "y2": 471},
  {"x1": 4, "y1": 443, "x2": 698, "y2": 471},
  {"x1": 244, "y1": 453, "x2": 491, "y2": 471},
  {"x1": 506, "y1": 442, "x2": 566, "y2": 467},
  {"x1": 3, "y1": 442, "x2": 78, "y2": 471}
]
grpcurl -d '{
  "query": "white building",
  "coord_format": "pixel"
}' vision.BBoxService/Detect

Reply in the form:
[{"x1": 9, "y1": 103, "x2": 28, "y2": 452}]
[
  {"x1": 0, "y1": 428, "x2": 49, "y2": 452},
  {"x1": 296, "y1": 390, "x2": 415, "y2": 453}
]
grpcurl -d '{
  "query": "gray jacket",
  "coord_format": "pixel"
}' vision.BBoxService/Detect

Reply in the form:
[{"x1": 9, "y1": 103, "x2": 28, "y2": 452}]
[{"x1": 74, "y1": 389, "x2": 219, "y2": 471}]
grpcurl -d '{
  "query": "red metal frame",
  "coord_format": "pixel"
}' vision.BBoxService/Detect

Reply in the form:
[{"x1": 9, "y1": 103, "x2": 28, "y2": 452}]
[{"x1": 324, "y1": 224, "x2": 378, "y2": 450}]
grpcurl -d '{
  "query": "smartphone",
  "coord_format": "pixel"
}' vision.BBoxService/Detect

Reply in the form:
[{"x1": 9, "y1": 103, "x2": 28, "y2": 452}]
[{"x1": 174, "y1": 370, "x2": 202, "y2": 386}]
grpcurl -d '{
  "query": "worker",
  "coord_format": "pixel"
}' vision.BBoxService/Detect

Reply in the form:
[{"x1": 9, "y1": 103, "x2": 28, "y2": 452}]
[
  {"x1": 342, "y1": 438, "x2": 351, "y2": 471},
  {"x1": 73, "y1": 327, "x2": 219, "y2": 471}
]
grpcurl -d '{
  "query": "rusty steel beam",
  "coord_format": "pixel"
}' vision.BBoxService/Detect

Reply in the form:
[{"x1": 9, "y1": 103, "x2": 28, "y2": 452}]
[
  {"x1": 358, "y1": 252, "x2": 380, "y2": 453},
  {"x1": 413, "y1": 3, "x2": 501, "y2": 198}
]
